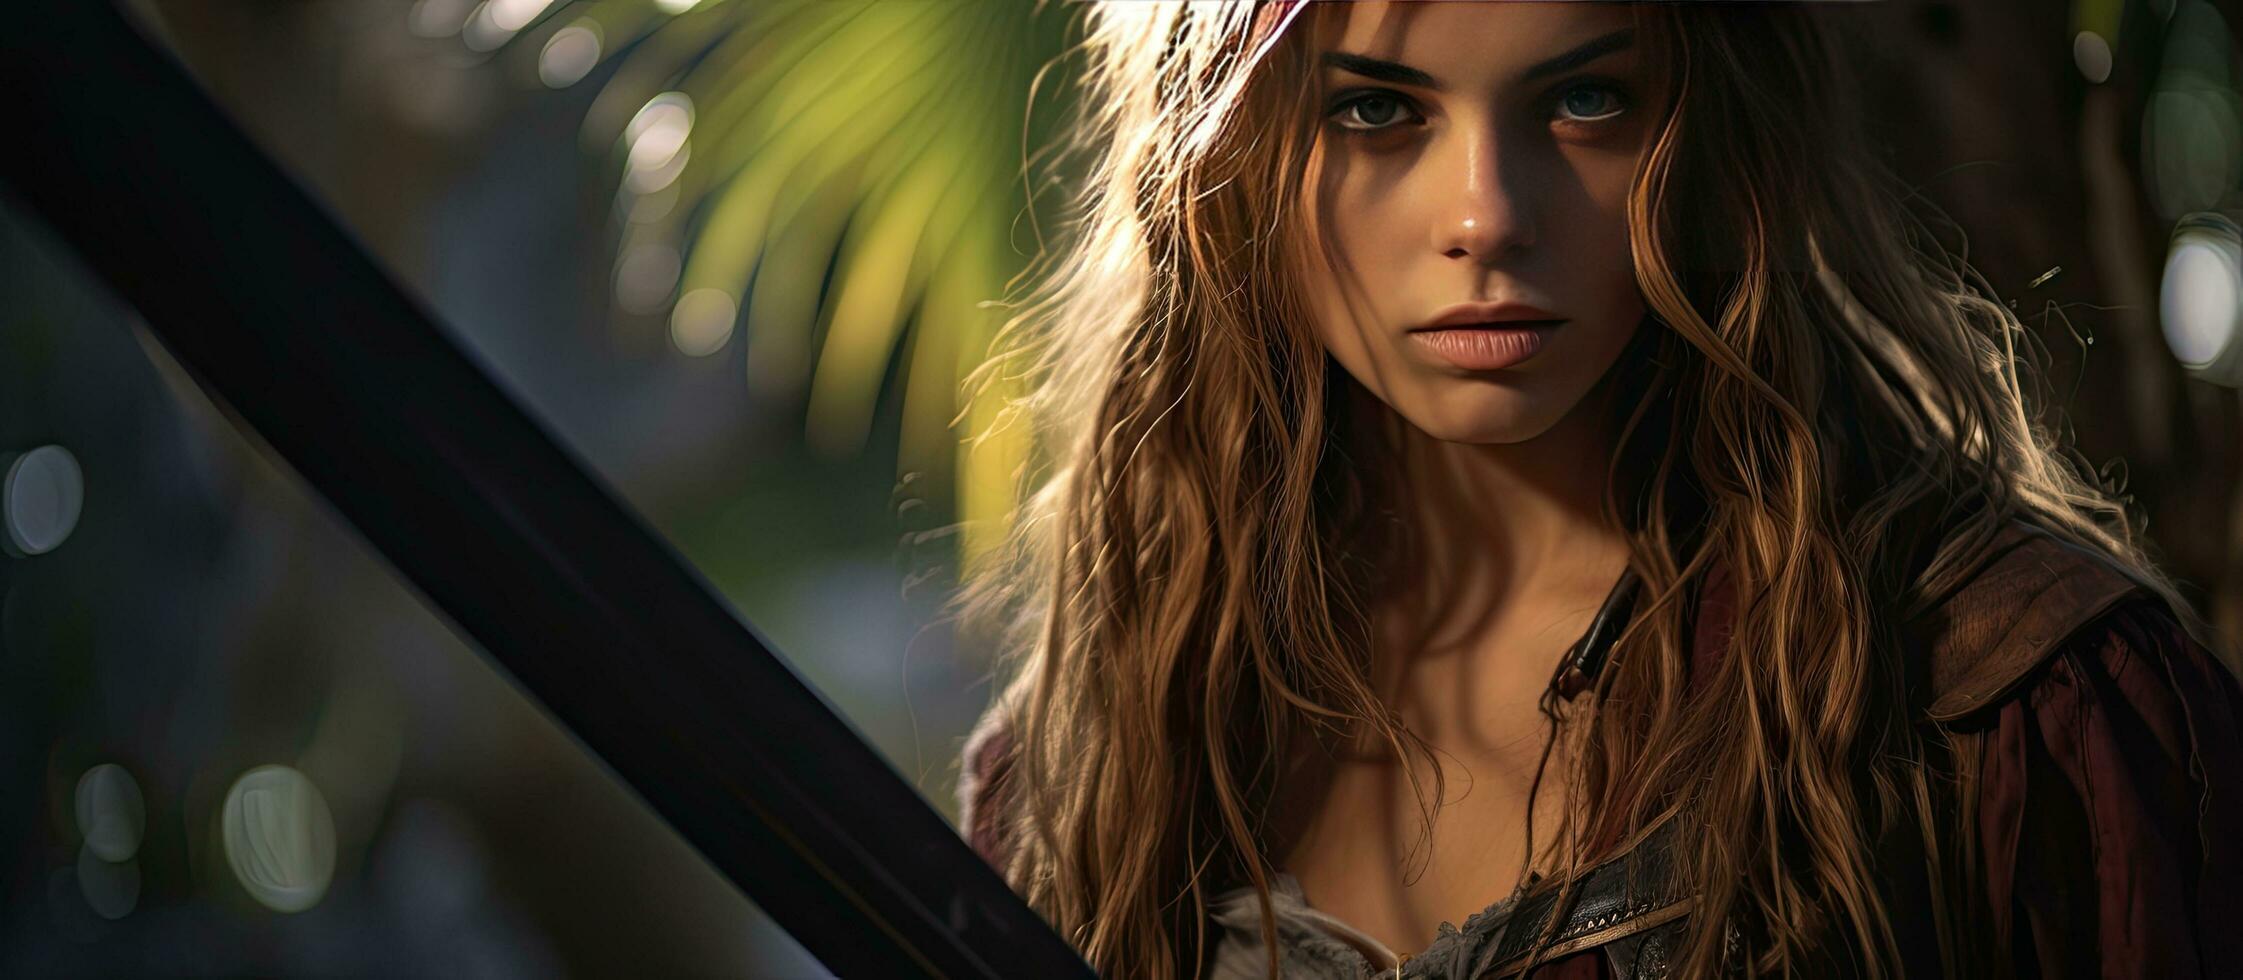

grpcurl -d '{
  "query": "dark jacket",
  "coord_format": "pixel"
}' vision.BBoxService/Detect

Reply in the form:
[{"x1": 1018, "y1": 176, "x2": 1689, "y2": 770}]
[{"x1": 957, "y1": 519, "x2": 2243, "y2": 977}]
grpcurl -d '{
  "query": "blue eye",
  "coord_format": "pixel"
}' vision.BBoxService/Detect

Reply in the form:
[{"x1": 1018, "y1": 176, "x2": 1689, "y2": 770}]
[
  {"x1": 1329, "y1": 92, "x2": 1421, "y2": 132},
  {"x1": 1555, "y1": 83, "x2": 1627, "y2": 123}
]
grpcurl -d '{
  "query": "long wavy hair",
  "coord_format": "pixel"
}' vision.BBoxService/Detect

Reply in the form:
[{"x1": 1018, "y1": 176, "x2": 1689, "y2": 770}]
[{"x1": 950, "y1": 4, "x2": 2195, "y2": 977}]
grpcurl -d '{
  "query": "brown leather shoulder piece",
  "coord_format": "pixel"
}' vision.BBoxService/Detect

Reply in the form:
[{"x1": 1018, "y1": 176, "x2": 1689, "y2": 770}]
[{"x1": 1911, "y1": 520, "x2": 2153, "y2": 723}]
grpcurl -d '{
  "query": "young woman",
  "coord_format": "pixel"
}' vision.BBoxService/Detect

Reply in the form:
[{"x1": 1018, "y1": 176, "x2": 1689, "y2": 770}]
[{"x1": 951, "y1": 3, "x2": 2243, "y2": 978}]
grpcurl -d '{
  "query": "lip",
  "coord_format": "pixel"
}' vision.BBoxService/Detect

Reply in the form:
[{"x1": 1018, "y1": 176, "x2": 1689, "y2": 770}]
[
  {"x1": 1409, "y1": 324, "x2": 1558, "y2": 371},
  {"x1": 1411, "y1": 300, "x2": 1567, "y2": 331},
  {"x1": 1408, "y1": 301, "x2": 1567, "y2": 370}
]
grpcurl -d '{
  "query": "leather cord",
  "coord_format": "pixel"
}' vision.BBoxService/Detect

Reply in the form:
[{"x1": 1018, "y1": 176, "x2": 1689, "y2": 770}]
[{"x1": 1552, "y1": 566, "x2": 1644, "y2": 700}]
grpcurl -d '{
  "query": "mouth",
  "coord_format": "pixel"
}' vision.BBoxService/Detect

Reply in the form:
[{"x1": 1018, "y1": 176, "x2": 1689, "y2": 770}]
[
  {"x1": 1408, "y1": 303, "x2": 1567, "y2": 371},
  {"x1": 1408, "y1": 323, "x2": 1562, "y2": 371}
]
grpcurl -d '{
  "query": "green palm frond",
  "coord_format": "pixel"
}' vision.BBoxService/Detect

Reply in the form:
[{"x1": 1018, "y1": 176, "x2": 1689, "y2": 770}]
[{"x1": 506, "y1": 0, "x2": 1074, "y2": 561}]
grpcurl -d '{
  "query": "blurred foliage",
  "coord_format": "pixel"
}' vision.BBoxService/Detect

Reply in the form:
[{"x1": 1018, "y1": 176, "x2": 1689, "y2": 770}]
[{"x1": 543, "y1": 0, "x2": 1076, "y2": 564}]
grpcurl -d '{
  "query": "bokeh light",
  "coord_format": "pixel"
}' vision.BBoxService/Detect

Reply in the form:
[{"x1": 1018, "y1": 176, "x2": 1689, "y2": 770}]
[
  {"x1": 539, "y1": 22, "x2": 602, "y2": 89},
  {"x1": 72, "y1": 764, "x2": 146, "y2": 922},
  {"x1": 74, "y1": 764, "x2": 146, "y2": 863},
  {"x1": 2144, "y1": 3, "x2": 2243, "y2": 219},
  {"x1": 671, "y1": 287, "x2": 737, "y2": 357},
  {"x1": 2145, "y1": 88, "x2": 2243, "y2": 218},
  {"x1": 4, "y1": 444, "x2": 84, "y2": 558},
  {"x1": 2073, "y1": 31, "x2": 2114, "y2": 84},
  {"x1": 624, "y1": 93, "x2": 694, "y2": 195},
  {"x1": 407, "y1": 0, "x2": 476, "y2": 39},
  {"x1": 485, "y1": 0, "x2": 555, "y2": 33},
  {"x1": 221, "y1": 765, "x2": 337, "y2": 914},
  {"x1": 75, "y1": 844, "x2": 139, "y2": 921},
  {"x1": 463, "y1": 0, "x2": 558, "y2": 52},
  {"x1": 2162, "y1": 212, "x2": 2243, "y2": 384}
]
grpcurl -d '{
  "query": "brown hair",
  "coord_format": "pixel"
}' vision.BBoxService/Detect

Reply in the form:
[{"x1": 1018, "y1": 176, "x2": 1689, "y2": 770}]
[{"x1": 951, "y1": 4, "x2": 2193, "y2": 977}]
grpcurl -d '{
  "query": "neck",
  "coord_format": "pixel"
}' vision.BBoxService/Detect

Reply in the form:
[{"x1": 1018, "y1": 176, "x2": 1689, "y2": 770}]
[
  {"x1": 1362, "y1": 376, "x2": 1636, "y2": 694},
  {"x1": 1391, "y1": 381, "x2": 1629, "y2": 591}
]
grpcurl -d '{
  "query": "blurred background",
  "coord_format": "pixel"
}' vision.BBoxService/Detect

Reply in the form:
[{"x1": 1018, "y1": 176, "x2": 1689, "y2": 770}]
[{"x1": 2, "y1": 0, "x2": 2239, "y2": 976}]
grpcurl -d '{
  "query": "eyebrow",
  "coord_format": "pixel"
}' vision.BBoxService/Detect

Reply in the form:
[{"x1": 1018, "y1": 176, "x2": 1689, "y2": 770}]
[
  {"x1": 1523, "y1": 28, "x2": 1637, "y2": 81},
  {"x1": 1321, "y1": 51, "x2": 1438, "y2": 88},
  {"x1": 1320, "y1": 28, "x2": 1638, "y2": 90}
]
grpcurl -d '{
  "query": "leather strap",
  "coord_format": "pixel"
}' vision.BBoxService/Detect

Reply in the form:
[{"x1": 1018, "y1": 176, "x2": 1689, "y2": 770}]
[{"x1": 1481, "y1": 819, "x2": 1698, "y2": 978}]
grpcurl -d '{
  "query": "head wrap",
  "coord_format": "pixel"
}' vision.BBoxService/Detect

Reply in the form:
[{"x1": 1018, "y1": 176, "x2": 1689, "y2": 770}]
[{"x1": 1246, "y1": 0, "x2": 1312, "y2": 70}]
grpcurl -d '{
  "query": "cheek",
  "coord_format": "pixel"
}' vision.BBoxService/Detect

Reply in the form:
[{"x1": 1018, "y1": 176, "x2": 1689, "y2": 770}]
[
  {"x1": 1561, "y1": 153, "x2": 1648, "y2": 326},
  {"x1": 1293, "y1": 174, "x2": 1402, "y2": 372},
  {"x1": 1574, "y1": 152, "x2": 1640, "y2": 263}
]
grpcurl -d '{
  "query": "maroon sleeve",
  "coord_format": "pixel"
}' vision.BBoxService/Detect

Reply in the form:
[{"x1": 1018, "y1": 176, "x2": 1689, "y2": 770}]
[
  {"x1": 957, "y1": 710, "x2": 1022, "y2": 874},
  {"x1": 1976, "y1": 598, "x2": 2243, "y2": 979}
]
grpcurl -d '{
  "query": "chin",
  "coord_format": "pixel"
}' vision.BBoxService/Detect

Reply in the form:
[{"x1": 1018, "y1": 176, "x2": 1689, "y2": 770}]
[{"x1": 1396, "y1": 387, "x2": 1579, "y2": 446}]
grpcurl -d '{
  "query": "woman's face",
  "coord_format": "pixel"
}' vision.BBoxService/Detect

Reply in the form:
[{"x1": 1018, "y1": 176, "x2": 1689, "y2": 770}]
[{"x1": 1292, "y1": 3, "x2": 1667, "y2": 445}]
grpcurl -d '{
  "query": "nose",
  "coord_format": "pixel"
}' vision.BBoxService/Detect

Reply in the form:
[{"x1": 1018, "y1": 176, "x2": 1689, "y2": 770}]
[{"x1": 1433, "y1": 127, "x2": 1537, "y2": 264}]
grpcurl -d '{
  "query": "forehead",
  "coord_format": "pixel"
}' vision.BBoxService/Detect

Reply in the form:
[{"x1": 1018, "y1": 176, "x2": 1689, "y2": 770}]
[{"x1": 1319, "y1": 2, "x2": 1640, "y2": 85}]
